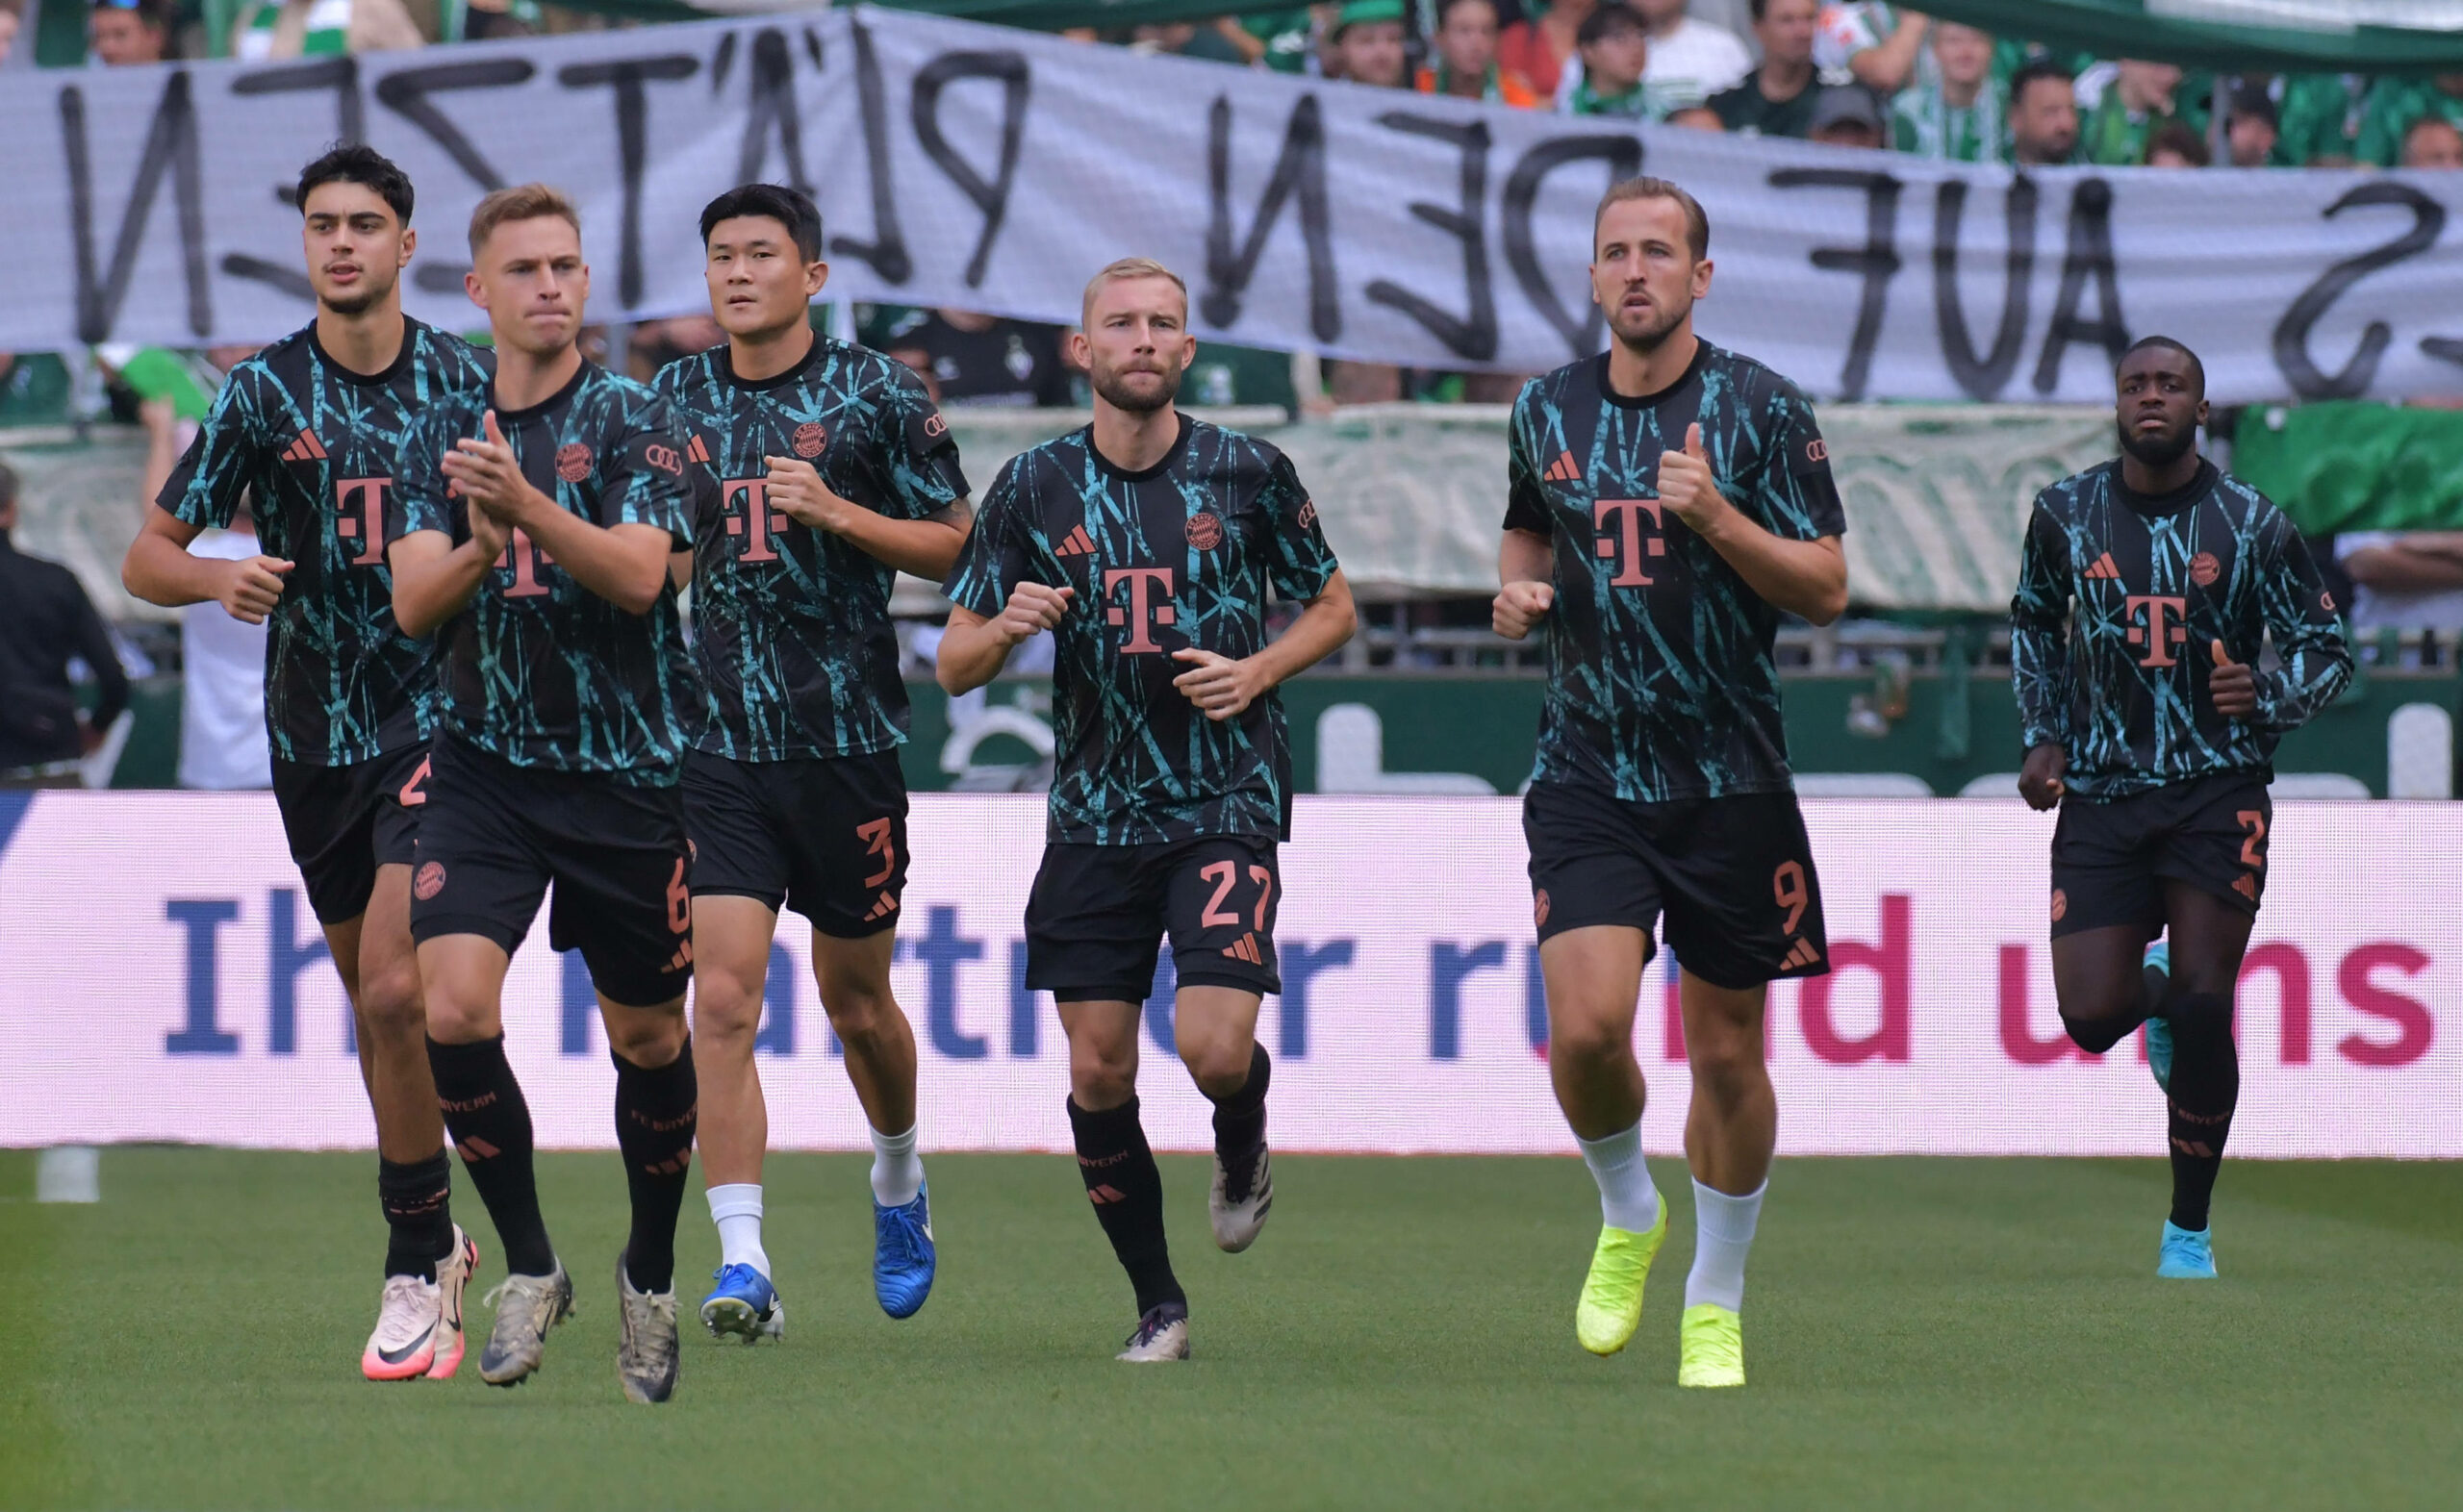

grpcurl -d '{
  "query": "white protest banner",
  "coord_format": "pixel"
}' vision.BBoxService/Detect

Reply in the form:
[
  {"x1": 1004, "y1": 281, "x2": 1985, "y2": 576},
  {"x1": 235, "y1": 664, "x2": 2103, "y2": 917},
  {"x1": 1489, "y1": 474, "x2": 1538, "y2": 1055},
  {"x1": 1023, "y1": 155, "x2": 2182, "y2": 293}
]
[
  {"x1": 1, "y1": 10, "x2": 2460, "y2": 403},
  {"x1": 1, "y1": 792, "x2": 2451, "y2": 1158}
]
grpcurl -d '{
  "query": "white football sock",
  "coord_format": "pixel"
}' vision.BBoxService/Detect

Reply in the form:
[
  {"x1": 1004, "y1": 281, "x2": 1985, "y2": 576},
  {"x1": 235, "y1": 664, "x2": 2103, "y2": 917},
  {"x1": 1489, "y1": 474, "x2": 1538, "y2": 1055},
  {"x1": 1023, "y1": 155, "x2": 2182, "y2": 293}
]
[
  {"x1": 1575, "y1": 1122, "x2": 1662, "y2": 1234},
  {"x1": 706, "y1": 1182, "x2": 770, "y2": 1278},
  {"x1": 1685, "y1": 1176, "x2": 1765, "y2": 1313},
  {"x1": 871, "y1": 1122, "x2": 924, "y2": 1208}
]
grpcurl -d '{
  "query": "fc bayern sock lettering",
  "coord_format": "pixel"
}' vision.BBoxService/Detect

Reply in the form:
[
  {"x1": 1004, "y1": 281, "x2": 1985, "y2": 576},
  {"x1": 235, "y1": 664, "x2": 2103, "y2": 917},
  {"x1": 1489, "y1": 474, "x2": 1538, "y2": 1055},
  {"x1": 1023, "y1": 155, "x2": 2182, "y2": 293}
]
[
  {"x1": 377, "y1": 1149, "x2": 454, "y2": 1281},
  {"x1": 1685, "y1": 1177, "x2": 1765, "y2": 1314},
  {"x1": 706, "y1": 1182, "x2": 769, "y2": 1277},
  {"x1": 1576, "y1": 1121, "x2": 1661, "y2": 1234},
  {"x1": 1206, "y1": 1043, "x2": 1271, "y2": 1161},
  {"x1": 614, "y1": 1040, "x2": 698, "y2": 1297},
  {"x1": 427, "y1": 1033, "x2": 556, "y2": 1277},
  {"x1": 870, "y1": 1122, "x2": 924, "y2": 1208},
  {"x1": 1067, "y1": 1094, "x2": 1184, "y2": 1315},
  {"x1": 2164, "y1": 993, "x2": 2239, "y2": 1232}
]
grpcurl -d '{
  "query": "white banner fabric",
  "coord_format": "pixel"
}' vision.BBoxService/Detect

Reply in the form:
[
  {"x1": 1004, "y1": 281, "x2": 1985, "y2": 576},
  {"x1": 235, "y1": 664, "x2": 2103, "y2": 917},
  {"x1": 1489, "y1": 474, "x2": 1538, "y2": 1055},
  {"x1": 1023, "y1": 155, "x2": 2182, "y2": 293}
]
[
  {"x1": 0, "y1": 793, "x2": 2451, "y2": 1158},
  {"x1": 2, "y1": 11, "x2": 2462, "y2": 403}
]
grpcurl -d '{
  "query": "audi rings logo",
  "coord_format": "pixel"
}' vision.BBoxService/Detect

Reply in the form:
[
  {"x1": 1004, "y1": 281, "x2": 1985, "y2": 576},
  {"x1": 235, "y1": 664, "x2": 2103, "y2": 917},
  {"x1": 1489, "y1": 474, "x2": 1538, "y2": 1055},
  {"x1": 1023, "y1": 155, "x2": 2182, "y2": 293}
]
[
  {"x1": 1805, "y1": 439, "x2": 1828, "y2": 464},
  {"x1": 643, "y1": 443, "x2": 683, "y2": 476},
  {"x1": 923, "y1": 413, "x2": 949, "y2": 439}
]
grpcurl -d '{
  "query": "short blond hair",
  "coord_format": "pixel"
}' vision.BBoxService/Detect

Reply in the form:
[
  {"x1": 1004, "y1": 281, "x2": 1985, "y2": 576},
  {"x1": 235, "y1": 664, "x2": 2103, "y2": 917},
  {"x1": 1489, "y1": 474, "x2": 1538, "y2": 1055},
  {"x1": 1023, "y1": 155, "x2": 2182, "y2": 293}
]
[
  {"x1": 1081, "y1": 257, "x2": 1189, "y2": 326},
  {"x1": 469, "y1": 183, "x2": 581, "y2": 259}
]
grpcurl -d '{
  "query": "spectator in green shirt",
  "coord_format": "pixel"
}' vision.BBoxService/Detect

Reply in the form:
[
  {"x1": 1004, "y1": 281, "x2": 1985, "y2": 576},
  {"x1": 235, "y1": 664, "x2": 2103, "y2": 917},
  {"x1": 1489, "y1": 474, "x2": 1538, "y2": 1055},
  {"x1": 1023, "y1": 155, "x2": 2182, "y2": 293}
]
[
  {"x1": 2355, "y1": 75, "x2": 2463, "y2": 167},
  {"x1": 1708, "y1": 0, "x2": 1821, "y2": 139},
  {"x1": 1228, "y1": 9, "x2": 1318, "y2": 72},
  {"x1": 1891, "y1": 19, "x2": 2008, "y2": 164},
  {"x1": 2272, "y1": 72, "x2": 2367, "y2": 164},
  {"x1": 2076, "y1": 59, "x2": 2206, "y2": 167},
  {"x1": 1565, "y1": 4, "x2": 1670, "y2": 120},
  {"x1": 2007, "y1": 58, "x2": 2080, "y2": 168}
]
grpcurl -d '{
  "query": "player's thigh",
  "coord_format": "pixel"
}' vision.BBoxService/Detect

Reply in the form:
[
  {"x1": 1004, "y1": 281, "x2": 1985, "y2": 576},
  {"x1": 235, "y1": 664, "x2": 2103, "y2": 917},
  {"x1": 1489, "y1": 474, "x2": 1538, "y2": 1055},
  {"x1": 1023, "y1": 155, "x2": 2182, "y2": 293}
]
[
  {"x1": 1025, "y1": 843, "x2": 1168, "y2": 1004},
  {"x1": 1677, "y1": 969, "x2": 1768, "y2": 1075},
  {"x1": 780, "y1": 749, "x2": 912, "y2": 942},
  {"x1": 682, "y1": 748, "x2": 793, "y2": 920},
  {"x1": 2153, "y1": 773, "x2": 2271, "y2": 946},
  {"x1": 1536, "y1": 924, "x2": 1650, "y2": 1061},
  {"x1": 1159, "y1": 836, "x2": 1281, "y2": 1000},
  {"x1": 408, "y1": 742, "x2": 551, "y2": 1029},
  {"x1": 355, "y1": 863, "x2": 423, "y2": 1023},
  {"x1": 1173, "y1": 985, "x2": 1264, "y2": 1087},
  {"x1": 543, "y1": 781, "x2": 695, "y2": 1013},
  {"x1": 690, "y1": 892, "x2": 781, "y2": 1045},
  {"x1": 2049, "y1": 791, "x2": 2164, "y2": 940},
  {"x1": 270, "y1": 754, "x2": 385, "y2": 942},
  {"x1": 1657, "y1": 793, "x2": 1828, "y2": 991},
  {"x1": 2159, "y1": 879, "x2": 2256, "y2": 996},
  {"x1": 1524, "y1": 781, "x2": 1664, "y2": 956},
  {"x1": 2049, "y1": 923, "x2": 2154, "y2": 1021}
]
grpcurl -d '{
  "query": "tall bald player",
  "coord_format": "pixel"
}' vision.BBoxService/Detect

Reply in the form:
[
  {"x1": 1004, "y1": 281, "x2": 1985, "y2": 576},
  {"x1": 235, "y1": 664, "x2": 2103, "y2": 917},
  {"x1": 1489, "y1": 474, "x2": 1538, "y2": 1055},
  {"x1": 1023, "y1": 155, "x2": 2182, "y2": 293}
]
[
  {"x1": 1495, "y1": 177, "x2": 1847, "y2": 1389},
  {"x1": 937, "y1": 259, "x2": 1355, "y2": 1362}
]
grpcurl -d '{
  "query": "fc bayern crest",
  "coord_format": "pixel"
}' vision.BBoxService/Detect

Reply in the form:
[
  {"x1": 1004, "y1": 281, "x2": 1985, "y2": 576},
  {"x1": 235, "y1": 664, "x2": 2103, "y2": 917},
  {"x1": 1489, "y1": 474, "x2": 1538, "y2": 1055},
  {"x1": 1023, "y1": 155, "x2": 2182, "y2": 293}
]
[
  {"x1": 2189, "y1": 552, "x2": 2221, "y2": 588},
  {"x1": 792, "y1": 422, "x2": 827, "y2": 458},
  {"x1": 555, "y1": 442, "x2": 593, "y2": 482},
  {"x1": 1185, "y1": 512, "x2": 1223, "y2": 550}
]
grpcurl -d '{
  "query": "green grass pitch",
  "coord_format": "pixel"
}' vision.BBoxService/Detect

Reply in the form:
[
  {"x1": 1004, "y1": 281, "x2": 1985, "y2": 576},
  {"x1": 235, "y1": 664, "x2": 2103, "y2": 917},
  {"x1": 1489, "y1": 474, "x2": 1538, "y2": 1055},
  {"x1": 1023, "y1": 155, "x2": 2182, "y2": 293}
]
[{"x1": 3, "y1": 1148, "x2": 2457, "y2": 1509}]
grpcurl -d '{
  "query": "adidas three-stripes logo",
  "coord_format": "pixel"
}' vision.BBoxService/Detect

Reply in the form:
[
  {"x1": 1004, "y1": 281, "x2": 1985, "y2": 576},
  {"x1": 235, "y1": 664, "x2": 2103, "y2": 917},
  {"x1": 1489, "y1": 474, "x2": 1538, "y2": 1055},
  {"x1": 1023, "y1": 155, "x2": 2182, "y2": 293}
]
[
  {"x1": 683, "y1": 435, "x2": 712, "y2": 465},
  {"x1": 1779, "y1": 937, "x2": 1822, "y2": 971},
  {"x1": 1054, "y1": 524, "x2": 1096, "y2": 558},
  {"x1": 2084, "y1": 552, "x2": 2121, "y2": 581},
  {"x1": 1542, "y1": 450, "x2": 1581, "y2": 484},
  {"x1": 1221, "y1": 932, "x2": 1265, "y2": 965},
  {"x1": 281, "y1": 430, "x2": 327, "y2": 463}
]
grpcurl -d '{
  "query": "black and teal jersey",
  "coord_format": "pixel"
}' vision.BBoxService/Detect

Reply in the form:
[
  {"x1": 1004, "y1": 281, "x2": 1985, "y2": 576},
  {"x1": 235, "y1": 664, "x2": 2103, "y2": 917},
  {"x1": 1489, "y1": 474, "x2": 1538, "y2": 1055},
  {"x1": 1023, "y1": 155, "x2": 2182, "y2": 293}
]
[
  {"x1": 941, "y1": 414, "x2": 1339, "y2": 844},
  {"x1": 654, "y1": 338, "x2": 968, "y2": 761},
  {"x1": 2011, "y1": 458, "x2": 2351, "y2": 798},
  {"x1": 1504, "y1": 343, "x2": 1845, "y2": 803},
  {"x1": 391, "y1": 361, "x2": 699, "y2": 786},
  {"x1": 158, "y1": 318, "x2": 491, "y2": 766}
]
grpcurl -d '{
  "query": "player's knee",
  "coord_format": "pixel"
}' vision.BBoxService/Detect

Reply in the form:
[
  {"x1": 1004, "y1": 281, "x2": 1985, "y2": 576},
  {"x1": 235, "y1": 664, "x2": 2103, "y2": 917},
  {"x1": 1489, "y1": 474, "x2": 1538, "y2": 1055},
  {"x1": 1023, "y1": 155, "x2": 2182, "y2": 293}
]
[
  {"x1": 1547, "y1": 1009, "x2": 1633, "y2": 1070},
  {"x1": 1688, "y1": 1033, "x2": 1764, "y2": 1098},
  {"x1": 606, "y1": 1011, "x2": 688, "y2": 1068},
  {"x1": 355, "y1": 962, "x2": 425, "y2": 1044},
  {"x1": 1179, "y1": 1036, "x2": 1253, "y2": 1100},
  {"x1": 2058, "y1": 1009, "x2": 2132, "y2": 1056},
  {"x1": 818, "y1": 978, "x2": 901, "y2": 1046},
  {"x1": 1069, "y1": 1039, "x2": 1138, "y2": 1106},
  {"x1": 691, "y1": 971, "x2": 765, "y2": 1046}
]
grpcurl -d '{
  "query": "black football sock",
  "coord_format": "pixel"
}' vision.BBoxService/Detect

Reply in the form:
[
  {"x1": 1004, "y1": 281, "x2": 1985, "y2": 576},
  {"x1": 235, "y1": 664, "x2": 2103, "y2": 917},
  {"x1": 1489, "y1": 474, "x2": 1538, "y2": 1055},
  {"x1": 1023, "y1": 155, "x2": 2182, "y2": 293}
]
[
  {"x1": 2163, "y1": 992, "x2": 2239, "y2": 1232},
  {"x1": 1206, "y1": 1043, "x2": 1271, "y2": 1167},
  {"x1": 377, "y1": 1149, "x2": 455, "y2": 1281},
  {"x1": 613, "y1": 1040, "x2": 698, "y2": 1297},
  {"x1": 427, "y1": 1034, "x2": 556, "y2": 1277},
  {"x1": 2143, "y1": 964, "x2": 2171, "y2": 1017},
  {"x1": 1068, "y1": 1094, "x2": 1184, "y2": 1315}
]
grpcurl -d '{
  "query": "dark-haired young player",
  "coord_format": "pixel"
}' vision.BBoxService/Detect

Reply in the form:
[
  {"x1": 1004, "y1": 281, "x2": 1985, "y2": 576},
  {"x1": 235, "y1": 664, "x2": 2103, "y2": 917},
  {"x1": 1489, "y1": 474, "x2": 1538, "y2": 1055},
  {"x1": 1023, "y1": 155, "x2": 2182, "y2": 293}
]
[
  {"x1": 1494, "y1": 177, "x2": 1846, "y2": 1390},
  {"x1": 388, "y1": 185, "x2": 702, "y2": 1404},
  {"x1": 654, "y1": 184, "x2": 971, "y2": 1342},
  {"x1": 2013, "y1": 337, "x2": 2349, "y2": 1280},
  {"x1": 937, "y1": 258, "x2": 1355, "y2": 1362},
  {"x1": 120, "y1": 145, "x2": 491, "y2": 1383}
]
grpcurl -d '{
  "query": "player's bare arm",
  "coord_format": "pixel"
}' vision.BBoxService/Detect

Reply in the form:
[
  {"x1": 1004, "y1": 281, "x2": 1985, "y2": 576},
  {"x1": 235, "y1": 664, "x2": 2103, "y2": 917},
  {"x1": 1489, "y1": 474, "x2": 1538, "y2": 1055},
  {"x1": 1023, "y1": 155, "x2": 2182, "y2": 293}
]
[
  {"x1": 1494, "y1": 527, "x2": 1555, "y2": 639},
  {"x1": 122, "y1": 504, "x2": 294, "y2": 623},
  {"x1": 388, "y1": 509, "x2": 509, "y2": 638},
  {"x1": 1657, "y1": 422, "x2": 1847, "y2": 625},
  {"x1": 936, "y1": 582, "x2": 1074, "y2": 693},
  {"x1": 1172, "y1": 567, "x2": 1358, "y2": 722},
  {"x1": 760, "y1": 454, "x2": 974, "y2": 578},
  {"x1": 445, "y1": 410, "x2": 670, "y2": 615}
]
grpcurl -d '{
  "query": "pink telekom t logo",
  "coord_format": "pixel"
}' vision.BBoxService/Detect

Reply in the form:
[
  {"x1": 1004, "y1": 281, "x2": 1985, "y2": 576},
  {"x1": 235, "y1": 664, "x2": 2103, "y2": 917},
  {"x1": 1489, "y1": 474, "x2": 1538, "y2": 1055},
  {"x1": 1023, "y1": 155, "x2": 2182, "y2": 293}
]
[
  {"x1": 1104, "y1": 567, "x2": 1178, "y2": 653},
  {"x1": 2125, "y1": 594, "x2": 2189, "y2": 668},
  {"x1": 335, "y1": 477, "x2": 391, "y2": 567},
  {"x1": 1593, "y1": 497, "x2": 1667, "y2": 587},
  {"x1": 499, "y1": 528, "x2": 554, "y2": 597},
  {"x1": 721, "y1": 478, "x2": 786, "y2": 563}
]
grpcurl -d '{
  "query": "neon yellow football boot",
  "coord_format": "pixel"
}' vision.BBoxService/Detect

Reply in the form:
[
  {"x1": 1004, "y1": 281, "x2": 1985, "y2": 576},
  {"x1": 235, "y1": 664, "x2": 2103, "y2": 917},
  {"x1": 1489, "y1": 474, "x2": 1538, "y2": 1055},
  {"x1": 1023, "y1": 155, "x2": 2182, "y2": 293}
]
[
  {"x1": 1573, "y1": 1200, "x2": 1667, "y2": 1356},
  {"x1": 1677, "y1": 1302, "x2": 1745, "y2": 1388}
]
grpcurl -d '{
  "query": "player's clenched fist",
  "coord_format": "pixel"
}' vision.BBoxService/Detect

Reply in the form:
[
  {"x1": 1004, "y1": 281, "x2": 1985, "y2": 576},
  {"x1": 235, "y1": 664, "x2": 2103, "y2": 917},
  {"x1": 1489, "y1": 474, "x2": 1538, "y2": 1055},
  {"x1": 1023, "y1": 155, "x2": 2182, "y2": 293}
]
[
  {"x1": 2018, "y1": 742, "x2": 2068, "y2": 812},
  {"x1": 762, "y1": 455, "x2": 858, "y2": 535},
  {"x1": 2208, "y1": 639, "x2": 2257, "y2": 718},
  {"x1": 1493, "y1": 579, "x2": 1555, "y2": 641},
  {"x1": 994, "y1": 581, "x2": 1072, "y2": 645},
  {"x1": 1655, "y1": 423, "x2": 1727, "y2": 532},
  {"x1": 215, "y1": 554, "x2": 294, "y2": 624}
]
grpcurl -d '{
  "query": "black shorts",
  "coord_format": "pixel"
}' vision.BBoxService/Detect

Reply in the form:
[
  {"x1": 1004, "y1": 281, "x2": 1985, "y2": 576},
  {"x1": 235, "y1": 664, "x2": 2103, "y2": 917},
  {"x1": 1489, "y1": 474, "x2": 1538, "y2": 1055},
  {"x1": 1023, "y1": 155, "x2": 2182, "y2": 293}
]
[
  {"x1": 2050, "y1": 770, "x2": 2271, "y2": 938},
  {"x1": 408, "y1": 737, "x2": 694, "y2": 1008},
  {"x1": 1025, "y1": 836, "x2": 1282, "y2": 1002},
  {"x1": 269, "y1": 743, "x2": 430, "y2": 926},
  {"x1": 683, "y1": 746, "x2": 910, "y2": 938},
  {"x1": 1522, "y1": 781, "x2": 1829, "y2": 991}
]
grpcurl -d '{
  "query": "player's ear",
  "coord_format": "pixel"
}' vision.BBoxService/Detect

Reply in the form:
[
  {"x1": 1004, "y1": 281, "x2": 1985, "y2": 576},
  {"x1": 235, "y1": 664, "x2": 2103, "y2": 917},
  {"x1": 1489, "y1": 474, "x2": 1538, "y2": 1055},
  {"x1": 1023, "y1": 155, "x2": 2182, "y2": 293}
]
[
  {"x1": 399, "y1": 225, "x2": 417, "y2": 268},
  {"x1": 805, "y1": 258, "x2": 830, "y2": 300},
  {"x1": 464, "y1": 268, "x2": 487, "y2": 310},
  {"x1": 1175, "y1": 331, "x2": 1198, "y2": 371},
  {"x1": 2195, "y1": 395, "x2": 2210, "y2": 431},
  {"x1": 1691, "y1": 256, "x2": 1714, "y2": 298},
  {"x1": 1066, "y1": 327, "x2": 1091, "y2": 371}
]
